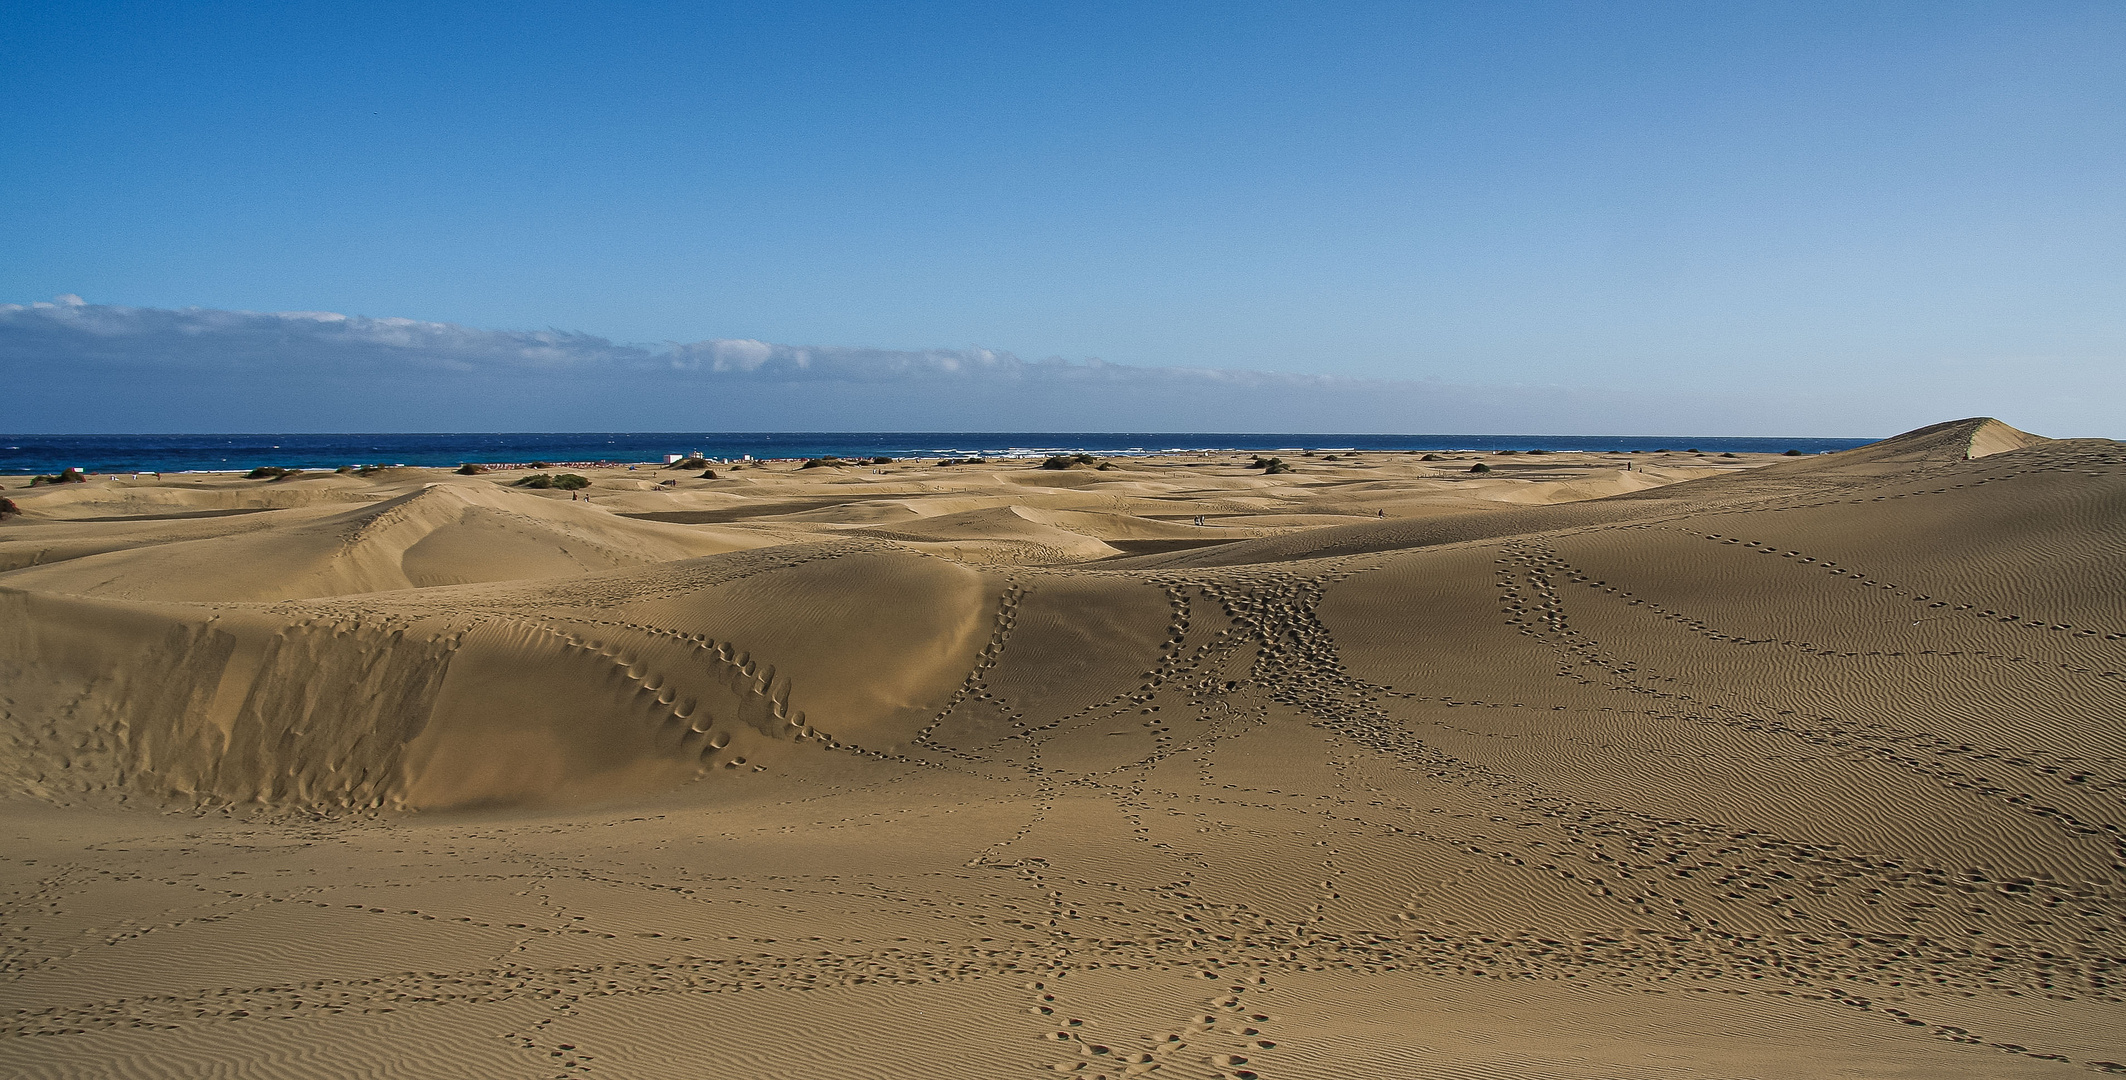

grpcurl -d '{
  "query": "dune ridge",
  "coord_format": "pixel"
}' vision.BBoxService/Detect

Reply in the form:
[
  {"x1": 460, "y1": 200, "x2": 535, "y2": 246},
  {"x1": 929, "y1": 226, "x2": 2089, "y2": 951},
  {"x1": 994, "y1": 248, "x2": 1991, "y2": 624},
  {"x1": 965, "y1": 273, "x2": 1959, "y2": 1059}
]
[{"x1": 2, "y1": 419, "x2": 2121, "y2": 1079}]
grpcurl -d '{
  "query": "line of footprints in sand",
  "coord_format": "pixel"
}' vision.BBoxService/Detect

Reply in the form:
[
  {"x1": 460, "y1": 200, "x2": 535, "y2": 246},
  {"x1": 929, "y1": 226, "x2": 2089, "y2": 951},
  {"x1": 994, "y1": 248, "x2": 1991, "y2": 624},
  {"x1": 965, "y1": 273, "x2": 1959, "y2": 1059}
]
[{"x1": 1034, "y1": 973, "x2": 1278, "y2": 1079}]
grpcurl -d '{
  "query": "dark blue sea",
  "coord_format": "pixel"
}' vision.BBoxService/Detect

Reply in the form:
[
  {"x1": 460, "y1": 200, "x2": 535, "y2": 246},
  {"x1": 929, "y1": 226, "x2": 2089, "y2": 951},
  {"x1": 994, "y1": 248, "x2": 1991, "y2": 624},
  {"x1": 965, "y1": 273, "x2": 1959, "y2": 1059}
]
[{"x1": 0, "y1": 432, "x2": 1875, "y2": 475}]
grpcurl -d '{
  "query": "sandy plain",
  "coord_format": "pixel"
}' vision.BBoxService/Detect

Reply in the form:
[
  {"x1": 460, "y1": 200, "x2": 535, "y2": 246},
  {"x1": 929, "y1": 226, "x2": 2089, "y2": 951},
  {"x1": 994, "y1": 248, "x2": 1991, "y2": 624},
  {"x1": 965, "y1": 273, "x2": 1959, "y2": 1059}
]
[{"x1": 1, "y1": 417, "x2": 2122, "y2": 1079}]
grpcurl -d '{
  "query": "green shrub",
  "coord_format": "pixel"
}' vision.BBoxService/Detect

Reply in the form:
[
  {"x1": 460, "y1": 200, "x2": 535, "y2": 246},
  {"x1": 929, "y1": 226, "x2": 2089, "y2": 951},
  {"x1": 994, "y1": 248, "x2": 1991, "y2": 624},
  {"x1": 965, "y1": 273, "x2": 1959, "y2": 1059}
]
[
  {"x1": 517, "y1": 472, "x2": 589, "y2": 490},
  {"x1": 1469, "y1": 462, "x2": 1491, "y2": 473},
  {"x1": 800, "y1": 456, "x2": 845, "y2": 469},
  {"x1": 335, "y1": 465, "x2": 357, "y2": 474},
  {"x1": 1783, "y1": 449, "x2": 1803, "y2": 456},
  {"x1": 245, "y1": 466, "x2": 297, "y2": 480},
  {"x1": 668, "y1": 456, "x2": 709, "y2": 469},
  {"x1": 1039, "y1": 453, "x2": 1099, "y2": 470},
  {"x1": 1720, "y1": 452, "x2": 1739, "y2": 458},
  {"x1": 700, "y1": 469, "x2": 719, "y2": 479},
  {"x1": 30, "y1": 468, "x2": 89, "y2": 486},
  {"x1": 1421, "y1": 453, "x2": 1444, "y2": 461},
  {"x1": 869, "y1": 456, "x2": 894, "y2": 464},
  {"x1": 0, "y1": 496, "x2": 19, "y2": 517},
  {"x1": 455, "y1": 463, "x2": 489, "y2": 475}
]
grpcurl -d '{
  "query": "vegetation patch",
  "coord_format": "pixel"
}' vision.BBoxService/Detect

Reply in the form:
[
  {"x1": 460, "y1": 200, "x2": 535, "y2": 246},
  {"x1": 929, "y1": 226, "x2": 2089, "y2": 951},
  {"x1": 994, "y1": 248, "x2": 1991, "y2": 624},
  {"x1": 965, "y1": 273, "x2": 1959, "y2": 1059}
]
[
  {"x1": 517, "y1": 472, "x2": 589, "y2": 490},
  {"x1": 244, "y1": 466, "x2": 300, "y2": 480},
  {"x1": 29, "y1": 468, "x2": 89, "y2": 486},
  {"x1": 455, "y1": 463, "x2": 490, "y2": 475},
  {"x1": 1040, "y1": 453, "x2": 1100, "y2": 470},
  {"x1": 1469, "y1": 462, "x2": 1491, "y2": 473}
]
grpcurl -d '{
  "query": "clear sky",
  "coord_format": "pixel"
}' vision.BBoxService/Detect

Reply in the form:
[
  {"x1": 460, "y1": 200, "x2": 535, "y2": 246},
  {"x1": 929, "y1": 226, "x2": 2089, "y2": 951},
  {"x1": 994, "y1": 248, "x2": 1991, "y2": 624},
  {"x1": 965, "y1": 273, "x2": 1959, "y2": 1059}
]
[{"x1": 2, "y1": 1, "x2": 2121, "y2": 434}]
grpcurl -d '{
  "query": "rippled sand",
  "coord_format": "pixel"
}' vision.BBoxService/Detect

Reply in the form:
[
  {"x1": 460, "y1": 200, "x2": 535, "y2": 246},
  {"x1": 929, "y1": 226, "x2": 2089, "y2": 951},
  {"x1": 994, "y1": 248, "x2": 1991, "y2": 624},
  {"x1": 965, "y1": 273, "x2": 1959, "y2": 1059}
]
[{"x1": 4, "y1": 418, "x2": 2122, "y2": 1079}]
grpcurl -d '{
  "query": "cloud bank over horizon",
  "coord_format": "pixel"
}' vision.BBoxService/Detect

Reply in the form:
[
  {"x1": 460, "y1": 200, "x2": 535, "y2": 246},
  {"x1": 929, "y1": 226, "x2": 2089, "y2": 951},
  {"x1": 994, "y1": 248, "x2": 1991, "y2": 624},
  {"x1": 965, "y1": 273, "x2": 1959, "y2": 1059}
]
[{"x1": 0, "y1": 298, "x2": 2098, "y2": 437}]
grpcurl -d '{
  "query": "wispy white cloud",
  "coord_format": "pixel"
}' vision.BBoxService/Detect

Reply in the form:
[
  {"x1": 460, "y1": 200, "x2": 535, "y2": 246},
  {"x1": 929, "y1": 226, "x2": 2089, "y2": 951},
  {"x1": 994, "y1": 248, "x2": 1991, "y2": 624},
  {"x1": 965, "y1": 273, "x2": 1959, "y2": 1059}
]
[
  {"x1": 0, "y1": 299, "x2": 1378, "y2": 389},
  {"x1": 0, "y1": 298, "x2": 1967, "y2": 436}
]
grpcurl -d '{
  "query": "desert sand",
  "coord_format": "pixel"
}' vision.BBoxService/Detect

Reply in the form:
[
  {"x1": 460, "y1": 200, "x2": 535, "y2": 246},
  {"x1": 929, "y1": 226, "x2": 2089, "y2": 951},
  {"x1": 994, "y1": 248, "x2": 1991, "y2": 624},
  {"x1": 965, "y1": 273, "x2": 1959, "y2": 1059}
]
[{"x1": 2, "y1": 418, "x2": 2122, "y2": 1079}]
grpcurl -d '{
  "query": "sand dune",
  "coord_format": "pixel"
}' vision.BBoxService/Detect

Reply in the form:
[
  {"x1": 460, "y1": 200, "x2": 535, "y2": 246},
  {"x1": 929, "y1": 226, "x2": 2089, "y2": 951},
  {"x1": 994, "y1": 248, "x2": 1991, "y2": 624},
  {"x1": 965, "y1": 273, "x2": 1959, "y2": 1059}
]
[{"x1": 3, "y1": 419, "x2": 2122, "y2": 1078}]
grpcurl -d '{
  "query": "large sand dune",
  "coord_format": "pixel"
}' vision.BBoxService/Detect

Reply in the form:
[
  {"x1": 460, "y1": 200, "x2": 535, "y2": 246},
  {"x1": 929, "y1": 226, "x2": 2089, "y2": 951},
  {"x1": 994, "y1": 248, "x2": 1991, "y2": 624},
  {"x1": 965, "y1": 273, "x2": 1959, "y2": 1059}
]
[{"x1": 3, "y1": 420, "x2": 2122, "y2": 1078}]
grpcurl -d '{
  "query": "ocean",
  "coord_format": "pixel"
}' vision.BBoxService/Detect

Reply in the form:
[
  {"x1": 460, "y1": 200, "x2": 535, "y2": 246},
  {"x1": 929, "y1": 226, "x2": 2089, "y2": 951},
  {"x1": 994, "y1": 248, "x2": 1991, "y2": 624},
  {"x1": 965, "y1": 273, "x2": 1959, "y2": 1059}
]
[{"x1": 0, "y1": 432, "x2": 1876, "y2": 475}]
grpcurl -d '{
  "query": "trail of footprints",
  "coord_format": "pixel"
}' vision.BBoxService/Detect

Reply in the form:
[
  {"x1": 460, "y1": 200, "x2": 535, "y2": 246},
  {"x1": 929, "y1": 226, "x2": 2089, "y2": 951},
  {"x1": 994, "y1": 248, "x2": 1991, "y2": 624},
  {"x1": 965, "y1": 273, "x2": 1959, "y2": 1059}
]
[
  {"x1": 1033, "y1": 971, "x2": 1279, "y2": 1080},
  {"x1": 1489, "y1": 538, "x2": 2126, "y2": 866},
  {"x1": 11, "y1": 479, "x2": 2126, "y2": 1073}
]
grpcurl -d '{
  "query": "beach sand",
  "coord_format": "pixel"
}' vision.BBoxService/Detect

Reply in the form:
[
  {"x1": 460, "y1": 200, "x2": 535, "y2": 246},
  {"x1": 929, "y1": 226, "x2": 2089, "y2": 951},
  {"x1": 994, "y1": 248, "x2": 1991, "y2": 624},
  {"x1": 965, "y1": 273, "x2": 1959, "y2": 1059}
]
[{"x1": 2, "y1": 417, "x2": 2121, "y2": 1078}]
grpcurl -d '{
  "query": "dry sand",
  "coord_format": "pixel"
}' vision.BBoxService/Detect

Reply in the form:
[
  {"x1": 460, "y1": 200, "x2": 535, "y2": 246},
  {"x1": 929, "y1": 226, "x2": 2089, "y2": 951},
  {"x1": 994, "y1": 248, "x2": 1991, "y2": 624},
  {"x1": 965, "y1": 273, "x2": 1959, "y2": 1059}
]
[{"x1": 2, "y1": 418, "x2": 2121, "y2": 1078}]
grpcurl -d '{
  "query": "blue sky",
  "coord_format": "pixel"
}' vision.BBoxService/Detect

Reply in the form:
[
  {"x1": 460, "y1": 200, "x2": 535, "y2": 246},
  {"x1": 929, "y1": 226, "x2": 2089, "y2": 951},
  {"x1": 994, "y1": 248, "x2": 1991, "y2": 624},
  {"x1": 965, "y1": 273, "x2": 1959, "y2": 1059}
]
[{"x1": 2, "y1": 2, "x2": 2120, "y2": 434}]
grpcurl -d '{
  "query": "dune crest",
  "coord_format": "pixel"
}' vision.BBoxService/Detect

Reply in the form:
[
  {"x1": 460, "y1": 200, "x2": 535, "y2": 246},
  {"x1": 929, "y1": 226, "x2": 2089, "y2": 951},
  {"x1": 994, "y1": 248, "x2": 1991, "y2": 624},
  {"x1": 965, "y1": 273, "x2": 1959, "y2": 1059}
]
[{"x1": 4, "y1": 421, "x2": 2122, "y2": 1078}]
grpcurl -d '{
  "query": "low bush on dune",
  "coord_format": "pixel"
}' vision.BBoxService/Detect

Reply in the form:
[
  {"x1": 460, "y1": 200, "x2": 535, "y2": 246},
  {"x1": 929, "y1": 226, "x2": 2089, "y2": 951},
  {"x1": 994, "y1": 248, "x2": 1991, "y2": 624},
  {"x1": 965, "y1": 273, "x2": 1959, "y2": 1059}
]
[
  {"x1": 1096, "y1": 462, "x2": 1115, "y2": 470},
  {"x1": 869, "y1": 456, "x2": 894, "y2": 464},
  {"x1": 1469, "y1": 462, "x2": 1491, "y2": 473},
  {"x1": 699, "y1": 469, "x2": 719, "y2": 479},
  {"x1": 667, "y1": 456, "x2": 709, "y2": 469},
  {"x1": 800, "y1": 456, "x2": 844, "y2": 469},
  {"x1": 0, "y1": 496, "x2": 19, "y2": 517},
  {"x1": 244, "y1": 466, "x2": 299, "y2": 480},
  {"x1": 29, "y1": 468, "x2": 88, "y2": 486},
  {"x1": 1783, "y1": 449, "x2": 1804, "y2": 456},
  {"x1": 517, "y1": 472, "x2": 589, "y2": 490},
  {"x1": 1421, "y1": 453, "x2": 1444, "y2": 461},
  {"x1": 1249, "y1": 456, "x2": 1293, "y2": 475},
  {"x1": 529, "y1": 460, "x2": 554, "y2": 468},
  {"x1": 455, "y1": 463, "x2": 489, "y2": 475},
  {"x1": 1039, "y1": 453, "x2": 1099, "y2": 470},
  {"x1": 335, "y1": 465, "x2": 357, "y2": 474}
]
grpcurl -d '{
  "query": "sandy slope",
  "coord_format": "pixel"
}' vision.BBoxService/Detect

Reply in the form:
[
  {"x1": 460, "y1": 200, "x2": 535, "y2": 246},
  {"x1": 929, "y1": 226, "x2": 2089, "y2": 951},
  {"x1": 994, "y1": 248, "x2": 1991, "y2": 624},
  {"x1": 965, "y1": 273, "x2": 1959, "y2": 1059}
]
[{"x1": 2, "y1": 420, "x2": 2123, "y2": 1079}]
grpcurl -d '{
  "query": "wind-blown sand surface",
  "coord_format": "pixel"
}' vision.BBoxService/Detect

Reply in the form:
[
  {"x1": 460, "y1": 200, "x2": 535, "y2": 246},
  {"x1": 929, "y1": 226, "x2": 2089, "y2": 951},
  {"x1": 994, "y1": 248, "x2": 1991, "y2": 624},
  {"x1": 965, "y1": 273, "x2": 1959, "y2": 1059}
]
[{"x1": 2, "y1": 419, "x2": 2122, "y2": 1079}]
